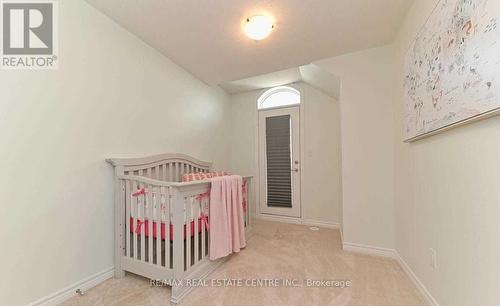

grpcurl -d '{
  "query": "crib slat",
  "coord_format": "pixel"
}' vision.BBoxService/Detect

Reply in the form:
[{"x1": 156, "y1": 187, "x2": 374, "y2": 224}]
[
  {"x1": 132, "y1": 181, "x2": 139, "y2": 260},
  {"x1": 171, "y1": 188, "x2": 185, "y2": 278},
  {"x1": 201, "y1": 202, "x2": 205, "y2": 260},
  {"x1": 165, "y1": 190, "x2": 171, "y2": 268},
  {"x1": 194, "y1": 197, "x2": 199, "y2": 264},
  {"x1": 169, "y1": 163, "x2": 173, "y2": 181},
  {"x1": 186, "y1": 197, "x2": 192, "y2": 269},
  {"x1": 162, "y1": 165, "x2": 167, "y2": 181},
  {"x1": 156, "y1": 187, "x2": 162, "y2": 266},
  {"x1": 126, "y1": 180, "x2": 131, "y2": 258},
  {"x1": 175, "y1": 163, "x2": 179, "y2": 181},
  {"x1": 140, "y1": 183, "x2": 146, "y2": 261},
  {"x1": 148, "y1": 185, "x2": 153, "y2": 264},
  {"x1": 202, "y1": 197, "x2": 207, "y2": 258}
]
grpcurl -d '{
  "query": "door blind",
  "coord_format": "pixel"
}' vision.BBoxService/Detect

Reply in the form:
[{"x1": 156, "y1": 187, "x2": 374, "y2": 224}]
[{"x1": 265, "y1": 115, "x2": 292, "y2": 208}]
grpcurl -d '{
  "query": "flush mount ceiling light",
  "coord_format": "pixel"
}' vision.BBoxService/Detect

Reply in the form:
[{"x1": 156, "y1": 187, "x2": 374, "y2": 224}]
[{"x1": 244, "y1": 15, "x2": 274, "y2": 40}]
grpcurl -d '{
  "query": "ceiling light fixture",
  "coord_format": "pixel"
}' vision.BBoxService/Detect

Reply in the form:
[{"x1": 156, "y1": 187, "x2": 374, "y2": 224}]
[{"x1": 244, "y1": 15, "x2": 274, "y2": 41}]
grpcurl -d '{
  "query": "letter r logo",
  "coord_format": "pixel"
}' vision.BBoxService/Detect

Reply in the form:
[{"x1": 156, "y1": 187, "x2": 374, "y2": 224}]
[{"x1": 2, "y1": 2, "x2": 53, "y2": 55}]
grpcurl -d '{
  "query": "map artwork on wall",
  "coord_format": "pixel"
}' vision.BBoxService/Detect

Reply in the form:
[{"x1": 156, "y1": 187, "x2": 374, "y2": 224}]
[{"x1": 403, "y1": 0, "x2": 500, "y2": 141}]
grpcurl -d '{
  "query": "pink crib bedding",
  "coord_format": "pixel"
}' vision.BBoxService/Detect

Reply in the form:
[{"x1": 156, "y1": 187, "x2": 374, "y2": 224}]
[{"x1": 129, "y1": 217, "x2": 207, "y2": 241}]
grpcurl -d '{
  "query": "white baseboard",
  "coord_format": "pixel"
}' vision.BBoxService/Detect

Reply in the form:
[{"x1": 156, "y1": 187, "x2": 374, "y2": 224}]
[
  {"x1": 302, "y1": 219, "x2": 340, "y2": 229},
  {"x1": 255, "y1": 213, "x2": 302, "y2": 224},
  {"x1": 342, "y1": 242, "x2": 397, "y2": 258},
  {"x1": 395, "y1": 254, "x2": 440, "y2": 306},
  {"x1": 342, "y1": 242, "x2": 439, "y2": 306},
  {"x1": 27, "y1": 266, "x2": 114, "y2": 306},
  {"x1": 255, "y1": 214, "x2": 340, "y2": 229}
]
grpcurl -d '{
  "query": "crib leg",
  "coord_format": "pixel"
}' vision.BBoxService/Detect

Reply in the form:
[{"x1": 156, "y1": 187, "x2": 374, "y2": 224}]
[
  {"x1": 114, "y1": 240, "x2": 125, "y2": 278},
  {"x1": 114, "y1": 175, "x2": 126, "y2": 278},
  {"x1": 113, "y1": 223, "x2": 125, "y2": 278},
  {"x1": 115, "y1": 270, "x2": 125, "y2": 278},
  {"x1": 171, "y1": 281, "x2": 191, "y2": 305}
]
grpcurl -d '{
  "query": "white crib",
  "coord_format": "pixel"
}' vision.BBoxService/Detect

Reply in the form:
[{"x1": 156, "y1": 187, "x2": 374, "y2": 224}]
[{"x1": 107, "y1": 153, "x2": 252, "y2": 304}]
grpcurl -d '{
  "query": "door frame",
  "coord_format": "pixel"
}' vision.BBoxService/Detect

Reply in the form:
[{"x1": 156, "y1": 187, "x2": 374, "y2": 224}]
[
  {"x1": 254, "y1": 84, "x2": 306, "y2": 222},
  {"x1": 258, "y1": 106, "x2": 301, "y2": 218}
]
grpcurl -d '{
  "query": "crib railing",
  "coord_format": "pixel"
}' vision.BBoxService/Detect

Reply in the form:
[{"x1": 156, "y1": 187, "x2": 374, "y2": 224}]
[
  {"x1": 124, "y1": 162, "x2": 210, "y2": 182},
  {"x1": 115, "y1": 174, "x2": 251, "y2": 281},
  {"x1": 124, "y1": 179, "x2": 173, "y2": 267},
  {"x1": 111, "y1": 153, "x2": 212, "y2": 182}
]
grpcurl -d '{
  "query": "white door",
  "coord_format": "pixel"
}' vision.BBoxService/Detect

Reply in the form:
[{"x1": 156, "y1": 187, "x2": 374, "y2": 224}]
[{"x1": 258, "y1": 106, "x2": 301, "y2": 218}]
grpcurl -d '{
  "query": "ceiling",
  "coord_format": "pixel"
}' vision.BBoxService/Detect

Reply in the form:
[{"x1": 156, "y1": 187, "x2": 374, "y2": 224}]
[
  {"x1": 220, "y1": 64, "x2": 341, "y2": 100},
  {"x1": 220, "y1": 67, "x2": 302, "y2": 94},
  {"x1": 85, "y1": 0, "x2": 413, "y2": 85}
]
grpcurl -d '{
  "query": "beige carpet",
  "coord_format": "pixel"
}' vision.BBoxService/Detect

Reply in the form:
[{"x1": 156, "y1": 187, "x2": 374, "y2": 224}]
[{"x1": 61, "y1": 220, "x2": 425, "y2": 306}]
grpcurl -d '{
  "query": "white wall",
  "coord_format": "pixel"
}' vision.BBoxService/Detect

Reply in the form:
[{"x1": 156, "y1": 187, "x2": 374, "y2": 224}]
[
  {"x1": 315, "y1": 46, "x2": 396, "y2": 249},
  {"x1": 229, "y1": 82, "x2": 342, "y2": 225},
  {"x1": 393, "y1": 1, "x2": 500, "y2": 305},
  {"x1": 301, "y1": 83, "x2": 342, "y2": 225},
  {"x1": 0, "y1": 1, "x2": 231, "y2": 305}
]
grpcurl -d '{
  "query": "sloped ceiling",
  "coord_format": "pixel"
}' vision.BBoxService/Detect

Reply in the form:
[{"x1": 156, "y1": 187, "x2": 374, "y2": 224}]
[
  {"x1": 220, "y1": 67, "x2": 301, "y2": 94},
  {"x1": 220, "y1": 64, "x2": 341, "y2": 100}
]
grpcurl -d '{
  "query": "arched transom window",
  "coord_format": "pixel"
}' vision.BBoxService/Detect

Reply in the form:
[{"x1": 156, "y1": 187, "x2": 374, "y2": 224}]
[{"x1": 258, "y1": 86, "x2": 301, "y2": 110}]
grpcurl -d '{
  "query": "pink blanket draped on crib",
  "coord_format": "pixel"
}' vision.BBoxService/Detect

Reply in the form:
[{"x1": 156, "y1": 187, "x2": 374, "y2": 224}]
[{"x1": 209, "y1": 175, "x2": 246, "y2": 260}]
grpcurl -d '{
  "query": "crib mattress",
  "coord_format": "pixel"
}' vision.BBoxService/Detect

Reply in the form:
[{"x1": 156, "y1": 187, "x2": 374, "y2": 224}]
[{"x1": 129, "y1": 217, "x2": 207, "y2": 241}]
